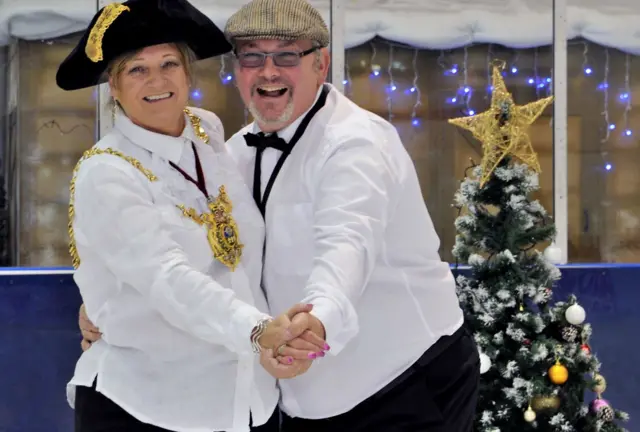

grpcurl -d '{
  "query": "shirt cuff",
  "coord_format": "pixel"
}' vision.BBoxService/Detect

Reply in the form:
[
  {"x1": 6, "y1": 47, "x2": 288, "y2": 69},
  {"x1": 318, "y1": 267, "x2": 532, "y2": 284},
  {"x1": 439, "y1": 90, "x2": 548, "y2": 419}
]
[
  {"x1": 309, "y1": 296, "x2": 355, "y2": 356},
  {"x1": 230, "y1": 303, "x2": 271, "y2": 356}
]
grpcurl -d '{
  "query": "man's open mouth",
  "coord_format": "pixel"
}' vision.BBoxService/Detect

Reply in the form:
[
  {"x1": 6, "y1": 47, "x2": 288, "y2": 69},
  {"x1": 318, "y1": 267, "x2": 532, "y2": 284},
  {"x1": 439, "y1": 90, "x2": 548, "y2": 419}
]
[{"x1": 256, "y1": 86, "x2": 288, "y2": 97}]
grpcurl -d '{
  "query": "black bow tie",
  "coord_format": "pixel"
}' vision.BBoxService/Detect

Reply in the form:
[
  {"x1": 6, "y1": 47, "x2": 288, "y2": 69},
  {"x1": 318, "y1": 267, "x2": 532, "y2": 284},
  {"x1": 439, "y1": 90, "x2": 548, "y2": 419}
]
[{"x1": 243, "y1": 132, "x2": 290, "y2": 154}]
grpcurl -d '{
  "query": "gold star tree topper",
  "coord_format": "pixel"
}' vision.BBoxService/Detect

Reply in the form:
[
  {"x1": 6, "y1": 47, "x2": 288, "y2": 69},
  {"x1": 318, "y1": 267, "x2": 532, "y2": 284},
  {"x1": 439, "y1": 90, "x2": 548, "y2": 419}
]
[{"x1": 448, "y1": 63, "x2": 554, "y2": 187}]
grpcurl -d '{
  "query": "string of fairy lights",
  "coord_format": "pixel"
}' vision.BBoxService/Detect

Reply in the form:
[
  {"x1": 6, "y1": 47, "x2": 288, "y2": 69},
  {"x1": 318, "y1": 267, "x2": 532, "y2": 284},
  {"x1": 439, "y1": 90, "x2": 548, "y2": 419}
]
[
  {"x1": 579, "y1": 42, "x2": 634, "y2": 172},
  {"x1": 184, "y1": 39, "x2": 633, "y2": 170}
]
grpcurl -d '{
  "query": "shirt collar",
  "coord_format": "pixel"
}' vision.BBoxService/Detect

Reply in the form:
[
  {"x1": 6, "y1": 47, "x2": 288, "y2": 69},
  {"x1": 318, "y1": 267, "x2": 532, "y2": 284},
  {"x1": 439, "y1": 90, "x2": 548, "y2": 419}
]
[
  {"x1": 252, "y1": 85, "x2": 324, "y2": 142},
  {"x1": 114, "y1": 110, "x2": 198, "y2": 164}
]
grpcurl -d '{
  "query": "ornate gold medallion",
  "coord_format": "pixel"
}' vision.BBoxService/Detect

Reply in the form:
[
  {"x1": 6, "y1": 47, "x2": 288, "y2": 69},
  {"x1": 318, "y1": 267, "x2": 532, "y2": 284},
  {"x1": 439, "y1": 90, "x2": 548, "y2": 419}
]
[{"x1": 177, "y1": 185, "x2": 243, "y2": 271}]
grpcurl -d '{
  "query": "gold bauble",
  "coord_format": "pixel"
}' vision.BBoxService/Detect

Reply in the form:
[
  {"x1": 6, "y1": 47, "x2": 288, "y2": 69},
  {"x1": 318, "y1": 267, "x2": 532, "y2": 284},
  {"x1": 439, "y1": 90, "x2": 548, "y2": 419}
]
[
  {"x1": 592, "y1": 374, "x2": 607, "y2": 394},
  {"x1": 548, "y1": 361, "x2": 569, "y2": 385},
  {"x1": 531, "y1": 395, "x2": 561, "y2": 412}
]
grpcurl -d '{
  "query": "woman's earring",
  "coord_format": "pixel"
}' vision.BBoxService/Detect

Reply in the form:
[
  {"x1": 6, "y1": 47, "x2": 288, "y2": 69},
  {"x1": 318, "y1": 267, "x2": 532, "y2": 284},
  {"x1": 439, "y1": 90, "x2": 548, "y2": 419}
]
[{"x1": 111, "y1": 99, "x2": 119, "y2": 124}]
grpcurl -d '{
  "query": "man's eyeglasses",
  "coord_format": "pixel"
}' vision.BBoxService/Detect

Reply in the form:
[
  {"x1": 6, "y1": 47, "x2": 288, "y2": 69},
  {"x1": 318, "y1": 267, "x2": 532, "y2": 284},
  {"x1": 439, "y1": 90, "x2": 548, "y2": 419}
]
[{"x1": 235, "y1": 47, "x2": 318, "y2": 68}]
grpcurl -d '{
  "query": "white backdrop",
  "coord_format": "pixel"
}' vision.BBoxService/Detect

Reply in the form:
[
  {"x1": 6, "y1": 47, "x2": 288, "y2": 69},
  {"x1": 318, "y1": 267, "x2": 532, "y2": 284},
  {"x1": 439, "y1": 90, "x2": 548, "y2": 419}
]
[{"x1": 0, "y1": 0, "x2": 639, "y2": 52}]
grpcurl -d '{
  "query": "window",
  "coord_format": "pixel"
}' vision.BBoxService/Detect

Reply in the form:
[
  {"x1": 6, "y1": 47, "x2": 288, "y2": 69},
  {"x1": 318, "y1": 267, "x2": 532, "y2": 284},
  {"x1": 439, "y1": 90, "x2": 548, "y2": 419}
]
[
  {"x1": 566, "y1": 41, "x2": 640, "y2": 263},
  {"x1": 16, "y1": 37, "x2": 96, "y2": 266},
  {"x1": 343, "y1": 39, "x2": 554, "y2": 262},
  {"x1": 16, "y1": 36, "x2": 639, "y2": 265}
]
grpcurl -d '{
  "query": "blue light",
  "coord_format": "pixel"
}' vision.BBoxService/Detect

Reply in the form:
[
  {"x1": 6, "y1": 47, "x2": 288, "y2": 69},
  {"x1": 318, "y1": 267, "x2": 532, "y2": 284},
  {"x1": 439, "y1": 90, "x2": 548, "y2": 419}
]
[
  {"x1": 372, "y1": 70, "x2": 380, "y2": 77},
  {"x1": 191, "y1": 89, "x2": 202, "y2": 99},
  {"x1": 487, "y1": 85, "x2": 494, "y2": 92},
  {"x1": 584, "y1": 67, "x2": 592, "y2": 75},
  {"x1": 444, "y1": 65, "x2": 458, "y2": 76},
  {"x1": 538, "y1": 83, "x2": 545, "y2": 88},
  {"x1": 605, "y1": 163, "x2": 612, "y2": 171},
  {"x1": 448, "y1": 97, "x2": 457, "y2": 103},
  {"x1": 343, "y1": 79, "x2": 348, "y2": 85},
  {"x1": 609, "y1": 124, "x2": 616, "y2": 130},
  {"x1": 625, "y1": 129, "x2": 632, "y2": 136},
  {"x1": 527, "y1": 78, "x2": 535, "y2": 85},
  {"x1": 223, "y1": 75, "x2": 232, "y2": 82},
  {"x1": 546, "y1": 77, "x2": 552, "y2": 83},
  {"x1": 410, "y1": 87, "x2": 416, "y2": 93},
  {"x1": 391, "y1": 85, "x2": 397, "y2": 91},
  {"x1": 619, "y1": 93, "x2": 629, "y2": 100},
  {"x1": 598, "y1": 82, "x2": 608, "y2": 90},
  {"x1": 463, "y1": 86, "x2": 471, "y2": 93},
  {"x1": 511, "y1": 67, "x2": 518, "y2": 73},
  {"x1": 468, "y1": 110, "x2": 475, "y2": 116},
  {"x1": 412, "y1": 119, "x2": 420, "y2": 126}
]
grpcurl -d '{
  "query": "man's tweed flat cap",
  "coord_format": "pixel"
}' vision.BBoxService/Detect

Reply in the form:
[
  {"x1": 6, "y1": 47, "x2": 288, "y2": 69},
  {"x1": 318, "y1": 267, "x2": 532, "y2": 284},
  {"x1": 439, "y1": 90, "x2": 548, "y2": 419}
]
[{"x1": 224, "y1": 0, "x2": 329, "y2": 47}]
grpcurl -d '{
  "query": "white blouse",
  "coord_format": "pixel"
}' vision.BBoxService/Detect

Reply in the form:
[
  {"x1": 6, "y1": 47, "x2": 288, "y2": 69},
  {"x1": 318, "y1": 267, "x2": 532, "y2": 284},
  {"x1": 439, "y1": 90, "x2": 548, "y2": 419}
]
[{"x1": 67, "y1": 107, "x2": 278, "y2": 432}]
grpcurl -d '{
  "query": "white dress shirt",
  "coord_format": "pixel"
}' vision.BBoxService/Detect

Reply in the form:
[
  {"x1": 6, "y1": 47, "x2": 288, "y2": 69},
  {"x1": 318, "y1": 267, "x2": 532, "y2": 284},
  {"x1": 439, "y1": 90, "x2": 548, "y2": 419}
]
[
  {"x1": 67, "y1": 107, "x2": 278, "y2": 432},
  {"x1": 226, "y1": 84, "x2": 465, "y2": 419}
]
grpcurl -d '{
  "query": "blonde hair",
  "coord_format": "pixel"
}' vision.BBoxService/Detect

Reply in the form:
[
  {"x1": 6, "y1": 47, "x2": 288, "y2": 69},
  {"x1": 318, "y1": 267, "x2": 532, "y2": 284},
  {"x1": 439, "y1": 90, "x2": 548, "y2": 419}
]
[{"x1": 104, "y1": 42, "x2": 197, "y2": 112}]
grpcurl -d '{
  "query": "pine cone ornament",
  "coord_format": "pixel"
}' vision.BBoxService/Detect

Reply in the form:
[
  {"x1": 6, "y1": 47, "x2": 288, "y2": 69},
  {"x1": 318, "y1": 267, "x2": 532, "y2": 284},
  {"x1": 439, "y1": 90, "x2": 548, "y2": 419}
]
[
  {"x1": 597, "y1": 405, "x2": 615, "y2": 422},
  {"x1": 561, "y1": 325, "x2": 578, "y2": 342}
]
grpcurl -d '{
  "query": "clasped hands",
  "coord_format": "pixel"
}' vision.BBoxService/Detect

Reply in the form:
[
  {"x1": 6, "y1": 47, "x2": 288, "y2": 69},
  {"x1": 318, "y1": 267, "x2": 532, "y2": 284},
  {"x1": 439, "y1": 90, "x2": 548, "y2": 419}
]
[
  {"x1": 256, "y1": 303, "x2": 329, "y2": 379},
  {"x1": 78, "y1": 303, "x2": 328, "y2": 380}
]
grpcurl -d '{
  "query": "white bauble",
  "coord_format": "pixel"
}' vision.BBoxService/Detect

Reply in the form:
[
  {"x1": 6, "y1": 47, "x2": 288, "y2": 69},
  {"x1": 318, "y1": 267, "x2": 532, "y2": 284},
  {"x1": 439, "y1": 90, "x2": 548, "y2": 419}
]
[
  {"x1": 565, "y1": 304, "x2": 586, "y2": 325},
  {"x1": 479, "y1": 353, "x2": 491, "y2": 374},
  {"x1": 543, "y1": 243, "x2": 563, "y2": 264},
  {"x1": 524, "y1": 407, "x2": 536, "y2": 422}
]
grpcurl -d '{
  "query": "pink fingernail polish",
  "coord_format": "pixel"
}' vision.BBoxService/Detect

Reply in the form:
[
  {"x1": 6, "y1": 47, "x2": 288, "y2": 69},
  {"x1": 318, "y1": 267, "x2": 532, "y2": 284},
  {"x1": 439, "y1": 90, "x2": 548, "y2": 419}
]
[
  {"x1": 323, "y1": 344, "x2": 330, "y2": 351},
  {"x1": 318, "y1": 351, "x2": 325, "y2": 357},
  {"x1": 308, "y1": 353, "x2": 317, "y2": 359},
  {"x1": 287, "y1": 357, "x2": 293, "y2": 364}
]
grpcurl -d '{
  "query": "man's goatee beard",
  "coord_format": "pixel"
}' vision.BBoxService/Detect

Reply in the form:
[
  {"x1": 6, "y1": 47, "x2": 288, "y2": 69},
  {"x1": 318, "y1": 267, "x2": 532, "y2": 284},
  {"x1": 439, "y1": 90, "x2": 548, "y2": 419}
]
[{"x1": 249, "y1": 100, "x2": 295, "y2": 127}]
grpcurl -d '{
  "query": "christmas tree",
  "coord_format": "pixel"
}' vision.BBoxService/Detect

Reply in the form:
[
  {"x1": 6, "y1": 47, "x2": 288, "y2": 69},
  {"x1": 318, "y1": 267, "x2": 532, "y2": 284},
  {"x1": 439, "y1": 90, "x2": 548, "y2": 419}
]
[{"x1": 449, "y1": 64, "x2": 629, "y2": 431}]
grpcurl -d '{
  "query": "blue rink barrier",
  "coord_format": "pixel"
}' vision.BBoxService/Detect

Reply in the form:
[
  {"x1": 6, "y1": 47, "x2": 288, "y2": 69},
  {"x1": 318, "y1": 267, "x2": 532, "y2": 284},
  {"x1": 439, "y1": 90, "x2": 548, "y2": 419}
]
[{"x1": 0, "y1": 265, "x2": 637, "y2": 431}]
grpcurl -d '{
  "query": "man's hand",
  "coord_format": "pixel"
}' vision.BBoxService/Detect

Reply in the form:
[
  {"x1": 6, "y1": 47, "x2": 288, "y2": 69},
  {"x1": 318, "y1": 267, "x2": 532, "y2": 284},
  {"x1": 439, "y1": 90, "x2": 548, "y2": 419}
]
[
  {"x1": 79, "y1": 304, "x2": 101, "y2": 351},
  {"x1": 275, "y1": 313, "x2": 328, "y2": 364},
  {"x1": 259, "y1": 304, "x2": 326, "y2": 352}
]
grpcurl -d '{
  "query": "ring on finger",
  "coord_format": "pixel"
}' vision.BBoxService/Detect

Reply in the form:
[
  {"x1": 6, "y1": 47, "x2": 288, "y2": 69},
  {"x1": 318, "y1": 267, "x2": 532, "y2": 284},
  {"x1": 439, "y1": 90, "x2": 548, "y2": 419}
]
[{"x1": 277, "y1": 344, "x2": 287, "y2": 356}]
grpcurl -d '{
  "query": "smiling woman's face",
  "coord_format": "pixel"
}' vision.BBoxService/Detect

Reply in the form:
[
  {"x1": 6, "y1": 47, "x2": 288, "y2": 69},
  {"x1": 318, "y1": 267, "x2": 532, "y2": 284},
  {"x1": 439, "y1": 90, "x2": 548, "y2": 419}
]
[{"x1": 108, "y1": 43, "x2": 191, "y2": 136}]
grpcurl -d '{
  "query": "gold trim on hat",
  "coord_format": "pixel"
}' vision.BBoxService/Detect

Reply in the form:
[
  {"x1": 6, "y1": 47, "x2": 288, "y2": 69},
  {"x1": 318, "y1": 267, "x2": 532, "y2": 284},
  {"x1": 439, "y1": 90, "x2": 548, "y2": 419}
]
[{"x1": 85, "y1": 3, "x2": 130, "y2": 63}]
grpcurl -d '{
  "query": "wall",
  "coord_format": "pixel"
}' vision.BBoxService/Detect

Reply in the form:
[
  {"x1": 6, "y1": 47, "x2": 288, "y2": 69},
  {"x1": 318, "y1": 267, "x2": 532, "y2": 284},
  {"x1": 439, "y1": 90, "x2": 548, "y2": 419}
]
[{"x1": 0, "y1": 266, "x2": 636, "y2": 431}]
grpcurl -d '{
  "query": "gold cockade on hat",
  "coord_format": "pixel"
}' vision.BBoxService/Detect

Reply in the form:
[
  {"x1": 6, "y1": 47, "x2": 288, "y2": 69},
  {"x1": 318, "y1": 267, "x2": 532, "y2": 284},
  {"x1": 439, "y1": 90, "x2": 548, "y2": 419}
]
[
  {"x1": 85, "y1": 3, "x2": 130, "y2": 63},
  {"x1": 448, "y1": 62, "x2": 554, "y2": 187}
]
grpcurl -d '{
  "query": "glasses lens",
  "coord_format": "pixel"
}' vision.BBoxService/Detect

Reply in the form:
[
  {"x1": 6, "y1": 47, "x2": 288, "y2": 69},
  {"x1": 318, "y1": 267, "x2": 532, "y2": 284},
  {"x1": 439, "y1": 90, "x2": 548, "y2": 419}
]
[
  {"x1": 273, "y1": 52, "x2": 300, "y2": 67},
  {"x1": 239, "y1": 53, "x2": 264, "y2": 68}
]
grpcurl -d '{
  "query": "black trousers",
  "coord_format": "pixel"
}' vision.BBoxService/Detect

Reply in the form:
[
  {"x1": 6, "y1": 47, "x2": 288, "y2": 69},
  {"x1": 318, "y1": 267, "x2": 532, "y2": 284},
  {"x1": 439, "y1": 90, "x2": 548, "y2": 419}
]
[
  {"x1": 74, "y1": 381, "x2": 280, "y2": 432},
  {"x1": 281, "y1": 326, "x2": 480, "y2": 432}
]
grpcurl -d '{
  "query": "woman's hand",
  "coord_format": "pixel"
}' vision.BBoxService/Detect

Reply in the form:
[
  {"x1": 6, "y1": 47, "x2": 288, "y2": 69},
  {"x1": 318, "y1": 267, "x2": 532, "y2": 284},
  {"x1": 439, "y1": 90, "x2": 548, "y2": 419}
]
[
  {"x1": 258, "y1": 304, "x2": 324, "y2": 350},
  {"x1": 271, "y1": 307, "x2": 330, "y2": 364},
  {"x1": 258, "y1": 303, "x2": 329, "y2": 363},
  {"x1": 259, "y1": 349, "x2": 313, "y2": 379},
  {"x1": 275, "y1": 330, "x2": 328, "y2": 363}
]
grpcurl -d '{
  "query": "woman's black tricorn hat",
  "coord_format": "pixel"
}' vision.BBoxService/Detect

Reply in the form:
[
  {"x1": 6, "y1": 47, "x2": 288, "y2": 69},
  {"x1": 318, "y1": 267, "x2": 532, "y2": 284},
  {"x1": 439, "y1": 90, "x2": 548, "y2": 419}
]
[{"x1": 56, "y1": 0, "x2": 231, "y2": 91}]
